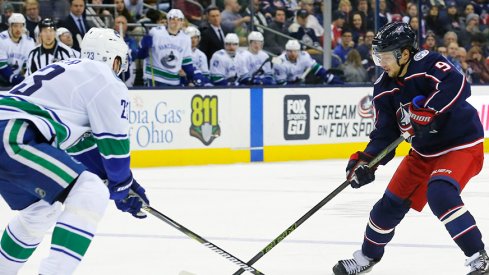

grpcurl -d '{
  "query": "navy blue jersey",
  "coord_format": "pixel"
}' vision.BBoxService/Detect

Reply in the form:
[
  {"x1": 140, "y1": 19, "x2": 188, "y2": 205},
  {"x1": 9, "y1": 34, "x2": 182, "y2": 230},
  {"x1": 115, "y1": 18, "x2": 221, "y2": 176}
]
[{"x1": 365, "y1": 50, "x2": 483, "y2": 163}]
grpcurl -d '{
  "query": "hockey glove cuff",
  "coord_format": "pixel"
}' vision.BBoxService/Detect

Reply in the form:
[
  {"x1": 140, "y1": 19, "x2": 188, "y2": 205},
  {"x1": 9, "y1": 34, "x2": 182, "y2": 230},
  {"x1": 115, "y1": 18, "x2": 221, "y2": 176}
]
[{"x1": 346, "y1": 151, "x2": 376, "y2": 188}]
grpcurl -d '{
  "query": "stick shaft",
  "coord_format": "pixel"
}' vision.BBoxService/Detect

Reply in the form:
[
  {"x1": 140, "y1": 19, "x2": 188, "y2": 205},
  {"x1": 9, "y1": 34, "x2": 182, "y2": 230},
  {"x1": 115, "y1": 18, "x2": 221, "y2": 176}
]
[
  {"x1": 143, "y1": 206, "x2": 266, "y2": 275},
  {"x1": 232, "y1": 132, "x2": 409, "y2": 275}
]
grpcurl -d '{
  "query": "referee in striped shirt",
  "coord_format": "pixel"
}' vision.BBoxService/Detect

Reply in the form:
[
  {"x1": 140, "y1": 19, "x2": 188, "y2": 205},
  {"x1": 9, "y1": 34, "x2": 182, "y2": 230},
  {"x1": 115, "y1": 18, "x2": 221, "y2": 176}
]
[{"x1": 26, "y1": 18, "x2": 80, "y2": 76}]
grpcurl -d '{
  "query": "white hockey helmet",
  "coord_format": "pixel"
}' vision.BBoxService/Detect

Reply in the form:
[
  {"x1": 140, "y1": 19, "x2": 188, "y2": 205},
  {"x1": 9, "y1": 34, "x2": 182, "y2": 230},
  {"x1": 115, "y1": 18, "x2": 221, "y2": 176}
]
[
  {"x1": 167, "y1": 9, "x2": 184, "y2": 20},
  {"x1": 56, "y1": 27, "x2": 71, "y2": 38},
  {"x1": 224, "y1": 33, "x2": 239, "y2": 44},
  {"x1": 8, "y1": 13, "x2": 26, "y2": 25},
  {"x1": 81, "y1": 28, "x2": 129, "y2": 75},
  {"x1": 285, "y1": 40, "x2": 301, "y2": 51},
  {"x1": 185, "y1": 26, "x2": 200, "y2": 37},
  {"x1": 248, "y1": 31, "x2": 264, "y2": 43}
]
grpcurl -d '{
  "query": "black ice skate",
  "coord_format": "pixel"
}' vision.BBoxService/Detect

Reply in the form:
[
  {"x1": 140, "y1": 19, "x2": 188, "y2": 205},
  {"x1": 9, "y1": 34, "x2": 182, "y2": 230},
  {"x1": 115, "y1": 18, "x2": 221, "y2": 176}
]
[
  {"x1": 466, "y1": 249, "x2": 489, "y2": 275},
  {"x1": 333, "y1": 250, "x2": 379, "y2": 275}
]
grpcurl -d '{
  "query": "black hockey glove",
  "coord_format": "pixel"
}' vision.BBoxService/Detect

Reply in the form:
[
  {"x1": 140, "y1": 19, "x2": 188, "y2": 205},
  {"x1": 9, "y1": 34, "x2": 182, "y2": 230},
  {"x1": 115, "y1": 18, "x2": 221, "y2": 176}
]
[{"x1": 346, "y1": 151, "x2": 376, "y2": 188}]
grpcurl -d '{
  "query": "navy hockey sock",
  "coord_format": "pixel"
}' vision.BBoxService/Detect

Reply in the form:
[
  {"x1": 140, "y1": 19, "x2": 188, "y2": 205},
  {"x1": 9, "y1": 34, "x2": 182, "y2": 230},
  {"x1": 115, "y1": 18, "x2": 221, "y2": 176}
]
[
  {"x1": 427, "y1": 180, "x2": 485, "y2": 257},
  {"x1": 362, "y1": 194, "x2": 410, "y2": 260}
]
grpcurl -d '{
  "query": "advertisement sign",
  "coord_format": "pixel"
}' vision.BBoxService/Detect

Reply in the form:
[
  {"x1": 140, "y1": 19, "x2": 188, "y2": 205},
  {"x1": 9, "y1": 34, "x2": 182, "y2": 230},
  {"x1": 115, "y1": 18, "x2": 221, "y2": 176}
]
[
  {"x1": 265, "y1": 87, "x2": 374, "y2": 145},
  {"x1": 128, "y1": 89, "x2": 250, "y2": 150}
]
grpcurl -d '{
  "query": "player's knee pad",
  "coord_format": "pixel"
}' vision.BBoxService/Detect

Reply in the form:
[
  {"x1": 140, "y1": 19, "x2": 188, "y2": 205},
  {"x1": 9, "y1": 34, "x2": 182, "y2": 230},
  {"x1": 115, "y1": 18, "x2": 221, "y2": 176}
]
[
  {"x1": 15, "y1": 200, "x2": 63, "y2": 239},
  {"x1": 63, "y1": 171, "x2": 110, "y2": 226},
  {"x1": 427, "y1": 180, "x2": 462, "y2": 218},
  {"x1": 369, "y1": 194, "x2": 410, "y2": 230}
]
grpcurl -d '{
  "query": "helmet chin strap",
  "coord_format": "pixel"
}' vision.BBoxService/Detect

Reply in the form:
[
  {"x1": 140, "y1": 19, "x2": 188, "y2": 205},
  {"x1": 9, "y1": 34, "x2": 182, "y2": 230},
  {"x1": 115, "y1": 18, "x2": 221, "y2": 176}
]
[{"x1": 395, "y1": 49, "x2": 410, "y2": 78}]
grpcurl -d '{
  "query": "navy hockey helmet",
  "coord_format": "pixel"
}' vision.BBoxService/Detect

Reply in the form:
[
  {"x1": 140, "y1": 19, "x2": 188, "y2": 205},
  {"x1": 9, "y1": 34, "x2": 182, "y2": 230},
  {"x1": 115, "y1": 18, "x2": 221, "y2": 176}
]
[
  {"x1": 39, "y1": 17, "x2": 56, "y2": 30},
  {"x1": 372, "y1": 22, "x2": 418, "y2": 66}
]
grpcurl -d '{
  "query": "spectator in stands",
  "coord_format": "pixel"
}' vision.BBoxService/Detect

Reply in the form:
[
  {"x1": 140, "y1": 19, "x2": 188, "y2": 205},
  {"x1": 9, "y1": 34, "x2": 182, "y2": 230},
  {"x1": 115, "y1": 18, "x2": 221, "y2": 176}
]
[
  {"x1": 261, "y1": 0, "x2": 297, "y2": 19},
  {"x1": 338, "y1": 0, "x2": 352, "y2": 26},
  {"x1": 288, "y1": 9, "x2": 321, "y2": 56},
  {"x1": 447, "y1": 41, "x2": 463, "y2": 72},
  {"x1": 210, "y1": 33, "x2": 239, "y2": 86},
  {"x1": 409, "y1": 16, "x2": 424, "y2": 39},
  {"x1": 356, "y1": 0, "x2": 374, "y2": 30},
  {"x1": 443, "y1": 30, "x2": 458, "y2": 47},
  {"x1": 263, "y1": 7, "x2": 289, "y2": 56},
  {"x1": 124, "y1": 0, "x2": 144, "y2": 21},
  {"x1": 444, "y1": 0, "x2": 463, "y2": 33},
  {"x1": 458, "y1": 13, "x2": 482, "y2": 49},
  {"x1": 457, "y1": 46, "x2": 474, "y2": 82},
  {"x1": 114, "y1": 15, "x2": 138, "y2": 87},
  {"x1": 349, "y1": 11, "x2": 366, "y2": 45},
  {"x1": 467, "y1": 46, "x2": 489, "y2": 84},
  {"x1": 422, "y1": 30, "x2": 437, "y2": 51},
  {"x1": 244, "y1": 0, "x2": 269, "y2": 34},
  {"x1": 425, "y1": 4, "x2": 446, "y2": 39},
  {"x1": 300, "y1": 0, "x2": 324, "y2": 39},
  {"x1": 56, "y1": 27, "x2": 75, "y2": 48},
  {"x1": 333, "y1": 28, "x2": 354, "y2": 65},
  {"x1": 387, "y1": 0, "x2": 407, "y2": 15},
  {"x1": 89, "y1": 0, "x2": 113, "y2": 28},
  {"x1": 199, "y1": 6, "x2": 226, "y2": 64},
  {"x1": 341, "y1": 48, "x2": 368, "y2": 83},
  {"x1": 375, "y1": 0, "x2": 392, "y2": 28},
  {"x1": 402, "y1": 2, "x2": 418, "y2": 24},
  {"x1": 437, "y1": 45, "x2": 448, "y2": 57},
  {"x1": 174, "y1": 0, "x2": 204, "y2": 26},
  {"x1": 461, "y1": 3, "x2": 476, "y2": 24},
  {"x1": 58, "y1": 0, "x2": 93, "y2": 51},
  {"x1": 221, "y1": 0, "x2": 250, "y2": 44},
  {"x1": 331, "y1": 10, "x2": 346, "y2": 49},
  {"x1": 113, "y1": 0, "x2": 135, "y2": 24},
  {"x1": 24, "y1": 0, "x2": 41, "y2": 40},
  {"x1": 0, "y1": 2, "x2": 14, "y2": 32},
  {"x1": 357, "y1": 29, "x2": 374, "y2": 60}
]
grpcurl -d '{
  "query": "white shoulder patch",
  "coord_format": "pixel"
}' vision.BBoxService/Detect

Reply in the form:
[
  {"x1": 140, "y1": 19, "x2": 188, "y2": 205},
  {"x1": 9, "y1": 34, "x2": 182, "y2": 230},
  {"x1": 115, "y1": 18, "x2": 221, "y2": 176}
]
[{"x1": 414, "y1": 50, "x2": 429, "y2": 61}]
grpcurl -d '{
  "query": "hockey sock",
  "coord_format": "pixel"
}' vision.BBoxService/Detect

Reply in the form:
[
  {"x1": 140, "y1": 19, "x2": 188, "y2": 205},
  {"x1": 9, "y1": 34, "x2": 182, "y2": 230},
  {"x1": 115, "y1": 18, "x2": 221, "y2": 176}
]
[
  {"x1": 427, "y1": 180, "x2": 484, "y2": 257},
  {"x1": 0, "y1": 200, "x2": 63, "y2": 275},
  {"x1": 39, "y1": 172, "x2": 109, "y2": 275},
  {"x1": 362, "y1": 194, "x2": 410, "y2": 260}
]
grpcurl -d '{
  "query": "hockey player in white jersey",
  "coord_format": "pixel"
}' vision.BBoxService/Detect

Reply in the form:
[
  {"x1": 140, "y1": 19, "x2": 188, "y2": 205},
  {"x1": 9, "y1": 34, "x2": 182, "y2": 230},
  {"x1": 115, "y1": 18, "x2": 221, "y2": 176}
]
[
  {"x1": 0, "y1": 13, "x2": 36, "y2": 87},
  {"x1": 235, "y1": 31, "x2": 274, "y2": 85},
  {"x1": 0, "y1": 28, "x2": 149, "y2": 275},
  {"x1": 137, "y1": 9, "x2": 209, "y2": 87},
  {"x1": 184, "y1": 26, "x2": 209, "y2": 78},
  {"x1": 275, "y1": 39, "x2": 343, "y2": 85},
  {"x1": 210, "y1": 33, "x2": 239, "y2": 86}
]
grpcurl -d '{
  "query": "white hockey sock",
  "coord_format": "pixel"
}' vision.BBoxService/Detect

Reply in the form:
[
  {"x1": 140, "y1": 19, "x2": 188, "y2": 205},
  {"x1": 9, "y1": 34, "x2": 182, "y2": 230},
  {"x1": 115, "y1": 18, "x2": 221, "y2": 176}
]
[
  {"x1": 0, "y1": 200, "x2": 62, "y2": 275},
  {"x1": 39, "y1": 171, "x2": 109, "y2": 275}
]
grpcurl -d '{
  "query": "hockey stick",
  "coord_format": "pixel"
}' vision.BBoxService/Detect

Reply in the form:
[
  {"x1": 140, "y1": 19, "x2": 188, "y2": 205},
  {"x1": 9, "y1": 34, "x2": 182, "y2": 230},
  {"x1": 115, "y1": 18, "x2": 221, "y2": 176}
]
[
  {"x1": 232, "y1": 131, "x2": 411, "y2": 275},
  {"x1": 142, "y1": 205, "x2": 266, "y2": 275},
  {"x1": 250, "y1": 56, "x2": 272, "y2": 84}
]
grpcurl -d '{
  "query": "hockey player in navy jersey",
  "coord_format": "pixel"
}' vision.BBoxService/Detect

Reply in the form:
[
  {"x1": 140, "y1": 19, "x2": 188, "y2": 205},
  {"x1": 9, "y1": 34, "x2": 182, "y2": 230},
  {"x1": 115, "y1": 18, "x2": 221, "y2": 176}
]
[
  {"x1": 0, "y1": 28, "x2": 149, "y2": 275},
  {"x1": 333, "y1": 22, "x2": 488, "y2": 275}
]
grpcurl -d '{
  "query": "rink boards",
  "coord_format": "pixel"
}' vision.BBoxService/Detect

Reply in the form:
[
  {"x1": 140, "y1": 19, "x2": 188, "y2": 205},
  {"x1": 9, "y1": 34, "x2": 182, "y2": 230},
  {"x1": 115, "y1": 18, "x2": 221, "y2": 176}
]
[{"x1": 129, "y1": 86, "x2": 489, "y2": 167}]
